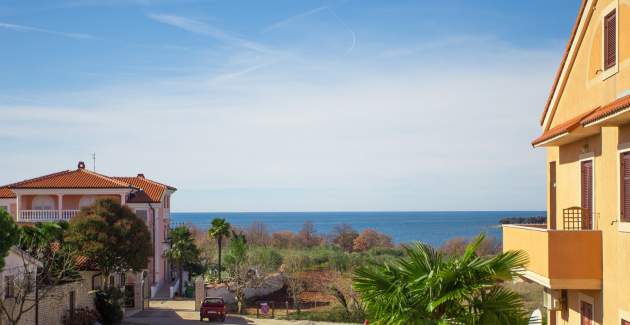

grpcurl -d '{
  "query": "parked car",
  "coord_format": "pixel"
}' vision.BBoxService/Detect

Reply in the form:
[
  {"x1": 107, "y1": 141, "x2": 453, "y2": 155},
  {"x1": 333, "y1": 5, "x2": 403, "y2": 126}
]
[{"x1": 200, "y1": 297, "x2": 226, "y2": 322}]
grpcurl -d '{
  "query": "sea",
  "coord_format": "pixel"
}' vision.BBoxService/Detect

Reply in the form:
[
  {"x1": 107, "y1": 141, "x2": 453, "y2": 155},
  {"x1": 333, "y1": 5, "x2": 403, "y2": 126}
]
[{"x1": 171, "y1": 211, "x2": 545, "y2": 246}]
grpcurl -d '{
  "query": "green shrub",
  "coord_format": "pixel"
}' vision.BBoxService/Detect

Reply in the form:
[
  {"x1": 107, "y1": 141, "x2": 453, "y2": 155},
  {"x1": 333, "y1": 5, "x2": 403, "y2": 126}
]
[
  {"x1": 285, "y1": 305, "x2": 365, "y2": 323},
  {"x1": 249, "y1": 247, "x2": 284, "y2": 272},
  {"x1": 61, "y1": 307, "x2": 99, "y2": 325},
  {"x1": 328, "y1": 251, "x2": 350, "y2": 272},
  {"x1": 94, "y1": 288, "x2": 123, "y2": 325}
]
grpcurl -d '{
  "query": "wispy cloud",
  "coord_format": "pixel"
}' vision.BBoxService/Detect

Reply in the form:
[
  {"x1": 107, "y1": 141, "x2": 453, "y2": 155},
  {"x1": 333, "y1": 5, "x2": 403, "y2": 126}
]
[
  {"x1": 147, "y1": 13, "x2": 271, "y2": 53},
  {"x1": 0, "y1": 22, "x2": 96, "y2": 40},
  {"x1": 262, "y1": 6, "x2": 328, "y2": 33}
]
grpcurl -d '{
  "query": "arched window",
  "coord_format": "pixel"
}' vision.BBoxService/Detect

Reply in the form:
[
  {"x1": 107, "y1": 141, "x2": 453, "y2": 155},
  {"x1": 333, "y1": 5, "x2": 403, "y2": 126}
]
[
  {"x1": 32, "y1": 196, "x2": 55, "y2": 210},
  {"x1": 79, "y1": 195, "x2": 96, "y2": 208}
]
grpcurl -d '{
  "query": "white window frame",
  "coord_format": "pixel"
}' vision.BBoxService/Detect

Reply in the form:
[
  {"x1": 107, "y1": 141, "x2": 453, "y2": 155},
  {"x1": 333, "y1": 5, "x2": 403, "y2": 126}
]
[{"x1": 601, "y1": 1, "x2": 619, "y2": 80}]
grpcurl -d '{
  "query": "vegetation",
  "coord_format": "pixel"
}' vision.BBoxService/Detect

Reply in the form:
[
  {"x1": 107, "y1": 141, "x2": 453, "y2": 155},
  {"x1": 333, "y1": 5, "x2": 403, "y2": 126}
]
[
  {"x1": 0, "y1": 214, "x2": 80, "y2": 325},
  {"x1": 94, "y1": 288, "x2": 124, "y2": 325},
  {"x1": 66, "y1": 199, "x2": 152, "y2": 287},
  {"x1": 0, "y1": 209, "x2": 19, "y2": 270},
  {"x1": 353, "y1": 234, "x2": 530, "y2": 325},
  {"x1": 500, "y1": 216, "x2": 546, "y2": 224},
  {"x1": 208, "y1": 218, "x2": 231, "y2": 282},
  {"x1": 61, "y1": 307, "x2": 99, "y2": 325},
  {"x1": 166, "y1": 225, "x2": 201, "y2": 295}
]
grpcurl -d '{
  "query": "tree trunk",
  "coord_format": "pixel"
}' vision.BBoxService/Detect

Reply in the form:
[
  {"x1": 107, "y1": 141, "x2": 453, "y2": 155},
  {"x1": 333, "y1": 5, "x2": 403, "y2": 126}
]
[
  {"x1": 178, "y1": 262, "x2": 183, "y2": 296},
  {"x1": 217, "y1": 237, "x2": 222, "y2": 282}
]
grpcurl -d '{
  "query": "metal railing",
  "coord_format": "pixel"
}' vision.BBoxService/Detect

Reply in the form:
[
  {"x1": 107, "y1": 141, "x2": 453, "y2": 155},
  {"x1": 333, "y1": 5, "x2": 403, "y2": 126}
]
[
  {"x1": 18, "y1": 210, "x2": 80, "y2": 222},
  {"x1": 562, "y1": 207, "x2": 599, "y2": 230}
]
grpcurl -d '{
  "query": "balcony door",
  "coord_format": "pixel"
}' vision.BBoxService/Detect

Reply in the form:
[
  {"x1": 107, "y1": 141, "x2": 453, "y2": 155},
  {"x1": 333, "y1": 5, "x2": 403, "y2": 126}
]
[
  {"x1": 580, "y1": 301, "x2": 593, "y2": 325},
  {"x1": 581, "y1": 160, "x2": 594, "y2": 230}
]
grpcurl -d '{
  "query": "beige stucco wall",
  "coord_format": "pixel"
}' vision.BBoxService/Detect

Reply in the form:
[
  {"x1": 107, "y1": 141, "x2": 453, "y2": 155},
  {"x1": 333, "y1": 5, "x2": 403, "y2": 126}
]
[
  {"x1": 550, "y1": 0, "x2": 630, "y2": 130},
  {"x1": 545, "y1": 124, "x2": 630, "y2": 324}
]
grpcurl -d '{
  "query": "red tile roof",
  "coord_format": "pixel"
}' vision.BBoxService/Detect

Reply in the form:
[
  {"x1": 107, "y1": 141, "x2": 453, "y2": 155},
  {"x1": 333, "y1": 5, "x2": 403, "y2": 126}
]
[
  {"x1": 540, "y1": 0, "x2": 590, "y2": 126},
  {"x1": 2, "y1": 163, "x2": 176, "y2": 204},
  {"x1": 0, "y1": 187, "x2": 15, "y2": 198},
  {"x1": 9, "y1": 169, "x2": 132, "y2": 189},
  {"x1": 113, "y1": 176, "x2": 175, "y2": 203},
  {"x1": 580, "y1": 94, "x2": 630, "y2": 126},
  {"x1": 532, "y1": 106, "x2": 601, "y2": 146}
]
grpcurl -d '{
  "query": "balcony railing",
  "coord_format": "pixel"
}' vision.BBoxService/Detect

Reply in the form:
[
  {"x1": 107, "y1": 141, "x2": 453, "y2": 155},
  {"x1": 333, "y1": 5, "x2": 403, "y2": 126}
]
[
  {"x1": 19, "y1": 210, "x2": 81, "y2": 222},
  {"x1": 563, "y1": 207, "x2": 598, "y2": 230}
]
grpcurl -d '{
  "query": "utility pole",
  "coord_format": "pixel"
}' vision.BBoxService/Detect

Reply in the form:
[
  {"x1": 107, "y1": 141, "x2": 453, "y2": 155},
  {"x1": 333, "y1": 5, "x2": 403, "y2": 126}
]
[{"x1": 92, "y1": 153, "x2": 96, "y2": 171}]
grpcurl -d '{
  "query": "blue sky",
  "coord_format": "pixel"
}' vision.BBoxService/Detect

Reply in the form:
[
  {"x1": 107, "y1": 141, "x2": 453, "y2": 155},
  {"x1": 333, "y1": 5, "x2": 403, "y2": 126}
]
[{"x1": 0, "y1": 0, "x2": 579, "y2": 212}]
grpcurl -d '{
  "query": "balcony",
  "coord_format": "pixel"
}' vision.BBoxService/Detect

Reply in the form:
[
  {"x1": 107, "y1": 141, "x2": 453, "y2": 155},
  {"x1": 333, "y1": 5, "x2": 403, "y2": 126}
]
[
  {"x1": 502, "y1": 208, "x2": 602, "y2": 290},
  {"x1": 18, "y1": 210, "x2": 81, "y2": 222}
]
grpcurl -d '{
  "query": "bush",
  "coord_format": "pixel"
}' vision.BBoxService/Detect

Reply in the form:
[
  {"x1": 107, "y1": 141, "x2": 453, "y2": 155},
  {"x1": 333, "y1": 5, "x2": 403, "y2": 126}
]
[
  {"x1": 249, "y1": 247, "x2": 283, "y2": 272},
  {"x1": 285, "y1": 305, "x2": 365, "y2": 323},
  {"x1": 328, "y1": 251, "x2": 350, "y2": 272},
  {"x1": 94, "y1": 288, "x2": 123, "y2": 325},
  {"x1": 61, "y1": 307, "x2": 99, "y2": 325}
]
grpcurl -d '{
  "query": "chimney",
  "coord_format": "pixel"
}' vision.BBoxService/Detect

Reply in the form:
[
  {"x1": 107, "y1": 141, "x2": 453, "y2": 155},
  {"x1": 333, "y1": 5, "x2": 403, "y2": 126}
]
[
  {"x1": 137, "y1": 173, "x2": 145, "y2": 178},
  {"x1": 78, "y1": 161, "x2": 86, "y2": 169}
]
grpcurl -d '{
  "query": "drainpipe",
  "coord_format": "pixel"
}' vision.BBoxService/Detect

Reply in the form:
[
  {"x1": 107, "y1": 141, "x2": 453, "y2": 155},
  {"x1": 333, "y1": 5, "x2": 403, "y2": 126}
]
[{"x1": 148, "y1": 202, "x2": 156, "y2": 287}]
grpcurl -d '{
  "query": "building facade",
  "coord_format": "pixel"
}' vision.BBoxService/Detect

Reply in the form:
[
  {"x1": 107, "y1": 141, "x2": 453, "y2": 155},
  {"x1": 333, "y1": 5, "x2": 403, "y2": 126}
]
[
  {"x1": 0, "y1": 161, "x2": 176, "y2": 298},
  {"x1": 503, "y1": 1, "x2": 630, "y2": 324}
]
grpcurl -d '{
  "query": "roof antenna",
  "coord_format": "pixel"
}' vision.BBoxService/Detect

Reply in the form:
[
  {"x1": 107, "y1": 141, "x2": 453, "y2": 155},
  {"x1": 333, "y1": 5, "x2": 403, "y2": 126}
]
[{"x1": 92, "y1": 153, "x2": 96, "y2": 171}]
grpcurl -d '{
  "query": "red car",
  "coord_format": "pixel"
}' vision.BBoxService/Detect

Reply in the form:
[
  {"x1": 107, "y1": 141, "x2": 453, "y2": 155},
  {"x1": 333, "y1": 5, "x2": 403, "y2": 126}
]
[{"x1": 200, "y1": 297, "x2": 226, "y2": 322}]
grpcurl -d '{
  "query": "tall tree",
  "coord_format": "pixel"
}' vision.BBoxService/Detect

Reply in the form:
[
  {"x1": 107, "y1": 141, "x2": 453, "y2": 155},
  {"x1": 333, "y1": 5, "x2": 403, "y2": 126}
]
[
  {"x1": 0, "y1": 209, "x2": 19, "y2": 270},
  {"x1": 353, "y1": 234, "x2": 531, "y2": 325},
  {"x1": 0, "y1": 219, "x2": 79, "y2": 325},
  {"x1": 208, "y1": 218, "x2": 231, "y2": 282},
  {"x1": 66, "y1": 199, "x2": 152, "y2": 287},
  {"x1": 166, "y1": 226, "x2": 200, "y2": 296}
]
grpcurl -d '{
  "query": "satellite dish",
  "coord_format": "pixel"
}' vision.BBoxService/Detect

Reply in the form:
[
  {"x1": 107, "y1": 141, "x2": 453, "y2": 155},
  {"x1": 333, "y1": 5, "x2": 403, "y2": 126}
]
[{"x1": 529, "y1": 309, "x2": 542, "y2": 325}]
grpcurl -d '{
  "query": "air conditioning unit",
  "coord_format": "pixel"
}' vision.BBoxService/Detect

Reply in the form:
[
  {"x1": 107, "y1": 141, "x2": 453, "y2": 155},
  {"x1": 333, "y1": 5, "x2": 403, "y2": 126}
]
[{"x1": 543, "y1": 290, "x2": 561, "y2": 311}]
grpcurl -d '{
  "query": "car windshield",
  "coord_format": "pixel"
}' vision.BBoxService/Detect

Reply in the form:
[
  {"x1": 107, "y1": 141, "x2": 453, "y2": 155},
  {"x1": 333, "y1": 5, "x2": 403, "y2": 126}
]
[{"x1": 203, "y1": 298, "x2": 223, "y2": 305}]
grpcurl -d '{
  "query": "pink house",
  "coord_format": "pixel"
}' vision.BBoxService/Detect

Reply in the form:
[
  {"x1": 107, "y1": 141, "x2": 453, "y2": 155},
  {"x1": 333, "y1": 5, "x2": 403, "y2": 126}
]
[{"x1": 0, "y1": 161, "x2": 176, "y2": 297}]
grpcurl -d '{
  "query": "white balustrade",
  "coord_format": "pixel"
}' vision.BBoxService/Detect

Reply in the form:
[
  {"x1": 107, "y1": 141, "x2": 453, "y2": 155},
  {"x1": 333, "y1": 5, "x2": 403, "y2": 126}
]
[{"x1": 19, "y1": 210, "x2": 80, "y2": 222}]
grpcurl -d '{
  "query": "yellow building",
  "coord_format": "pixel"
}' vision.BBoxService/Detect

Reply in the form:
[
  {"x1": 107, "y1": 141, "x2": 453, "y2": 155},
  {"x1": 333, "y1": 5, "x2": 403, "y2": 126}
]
[{"x1": 502, "y1": 0, "x2": 630, "y2": 324}]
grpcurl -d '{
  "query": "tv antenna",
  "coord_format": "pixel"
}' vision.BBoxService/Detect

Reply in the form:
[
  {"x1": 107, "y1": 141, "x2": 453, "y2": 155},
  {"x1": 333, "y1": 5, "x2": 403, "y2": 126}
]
[{"x1": 92, "y1": 153, "x2": 96, "y2": 171}]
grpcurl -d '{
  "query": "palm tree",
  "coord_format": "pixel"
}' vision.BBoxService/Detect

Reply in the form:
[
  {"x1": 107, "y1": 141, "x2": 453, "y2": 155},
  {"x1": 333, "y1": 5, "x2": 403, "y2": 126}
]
[
  {"x1": 166, "y1": 226, "x2": 200, "y2": 296},
  {"x1": 353, "y1": 234, "x2": 530, "y2": 325},
  {"x1": 208, "y1": 218, "x2": 231, "y2": 282}
]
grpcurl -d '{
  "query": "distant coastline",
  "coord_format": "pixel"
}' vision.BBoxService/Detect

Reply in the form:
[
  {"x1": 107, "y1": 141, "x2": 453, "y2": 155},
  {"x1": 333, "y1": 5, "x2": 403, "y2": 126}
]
[{"x1": 171, "y1": 210, "x2": 545, "y2": 246}]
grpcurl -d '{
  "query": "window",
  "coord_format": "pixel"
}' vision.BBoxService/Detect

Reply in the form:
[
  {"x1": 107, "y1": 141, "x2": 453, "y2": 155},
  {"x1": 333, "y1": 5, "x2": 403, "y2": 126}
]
[
  {"x1": 622, "y1": 319, "x2": 630, "y2": 325},
  {"x1": 135, "y1": 209, "x2": 148, "y2": 223},
  {"x1": 604, "y1": 9, "x2": 617, "y2": 70},
  {"x1": 24, "y1": 272, "x2": 33, "y2": 293},
  {"x1": 69, "y1": 291, "x2": 76, "y2": 318},
  {"x1": 622, "y1": 152, "x2": 630, "y2": 222},
  {"x1": 109, "y1": 275, "x2": 115, "y2": 289},
  {"x1": 92, "y1": 275, "x2": 102, "y2": 290},
  {"x1": 120, "y1": 273, "x2": 126, "y2": 286},
  {"x1": 4, "y1": 276, "x2": 14, "y2": 298}
]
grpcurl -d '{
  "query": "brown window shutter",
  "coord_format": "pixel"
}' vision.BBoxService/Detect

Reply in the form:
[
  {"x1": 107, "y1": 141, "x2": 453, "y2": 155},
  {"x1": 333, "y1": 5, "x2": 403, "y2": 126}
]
[
  {"x1": 622, "y1": 153, "x2": 630, "y2": 222},
  {"x1": 581, "y1": 160, "x2": 594, "y2": 229},
  {"x1": 604, "y1": 10, "x2": 617, "y2": 70}
]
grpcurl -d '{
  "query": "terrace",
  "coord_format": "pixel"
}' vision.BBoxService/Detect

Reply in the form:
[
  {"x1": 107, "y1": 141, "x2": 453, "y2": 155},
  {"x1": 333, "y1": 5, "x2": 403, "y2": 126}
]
[{"x1": 502, "y1": 207, "x2": 602, "y2": 290}]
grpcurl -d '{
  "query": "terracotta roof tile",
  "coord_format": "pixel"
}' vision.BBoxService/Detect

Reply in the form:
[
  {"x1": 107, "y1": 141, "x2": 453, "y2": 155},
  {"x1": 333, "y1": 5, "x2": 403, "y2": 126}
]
[
  {"x1": 532, "y1": 106, "x2": 600, "y2": 146},
  {"x1": 8, "y1": 168, "x2": 132, "y2": 189},
  {"x1": 0, "y1": 187, "x2": 15, "y2": 198},
  {"x1": 580, "y1": 95, "x2": 630, "y2": 126},
  {"x1": 113, "y1": 176, "x2": 175, "y2": 203},
  {"x1": 540, "y1": 0, "x2": 590, "y2": 126}
]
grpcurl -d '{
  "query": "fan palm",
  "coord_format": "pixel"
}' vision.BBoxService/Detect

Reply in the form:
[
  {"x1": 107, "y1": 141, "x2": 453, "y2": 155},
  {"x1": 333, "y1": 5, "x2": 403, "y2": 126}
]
[
  {"x1": 353, "y1": 234, "x2": 530, "y2": 325},
  {"x1": 166, "y1": 226, "x2": 200, "y2": 295},
  {"x1": 208, "y1": 218, "x2": 231, "y2": 282}
]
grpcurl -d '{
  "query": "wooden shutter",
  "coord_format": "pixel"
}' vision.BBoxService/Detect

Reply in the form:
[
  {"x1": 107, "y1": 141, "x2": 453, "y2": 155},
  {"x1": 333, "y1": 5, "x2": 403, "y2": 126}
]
[
  {"x1": 622, "y1": 153, "x2": 630, "y2": 222},
  {"x1": 550, "y1": 161, "x2": 557, "y2": 229},
  {"x1": 581, "y1": 160, "x2": 593, "y2": 229},
  {"x1": 580, "y1": 301, "x2": 593, "y2": 325},
  {"x1": 604, "y1": 10, "x2": 617, "y2": 70},
  {"x1": 622, "y1": 320, "x2": 630, "y2": 325}
]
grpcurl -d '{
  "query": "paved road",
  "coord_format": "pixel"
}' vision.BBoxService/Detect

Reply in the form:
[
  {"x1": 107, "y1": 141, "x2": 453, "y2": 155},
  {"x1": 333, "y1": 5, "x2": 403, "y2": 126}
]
[{"x1": 122, "y1": 299, "x2": 358, "y2": 325}]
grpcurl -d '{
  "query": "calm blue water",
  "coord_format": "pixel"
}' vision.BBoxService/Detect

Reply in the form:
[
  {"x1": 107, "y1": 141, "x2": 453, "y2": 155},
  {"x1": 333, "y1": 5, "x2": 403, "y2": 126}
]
[{"x1": 171, "y1": 211, "x2": 544, "y2": 246}]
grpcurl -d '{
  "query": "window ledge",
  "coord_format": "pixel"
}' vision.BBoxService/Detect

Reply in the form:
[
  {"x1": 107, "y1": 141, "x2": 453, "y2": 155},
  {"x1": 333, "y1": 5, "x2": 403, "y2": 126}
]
[
  {"x1": 601, "y1": 65, "x2": 618, "y2": 81},
  {"x1": 617, "y1": 221, "x2": 630, "y2": 233}
]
